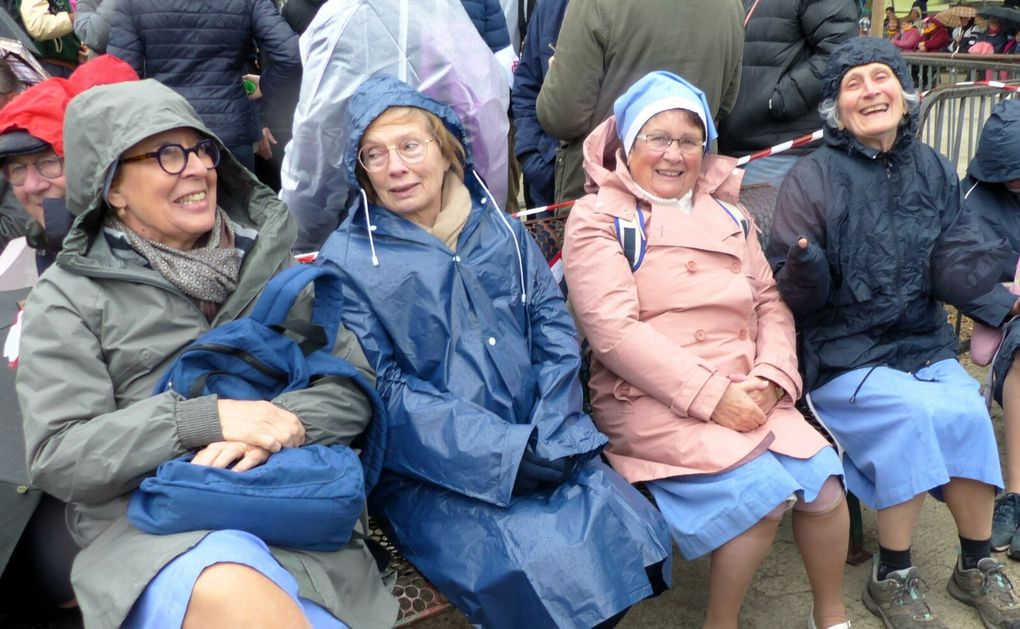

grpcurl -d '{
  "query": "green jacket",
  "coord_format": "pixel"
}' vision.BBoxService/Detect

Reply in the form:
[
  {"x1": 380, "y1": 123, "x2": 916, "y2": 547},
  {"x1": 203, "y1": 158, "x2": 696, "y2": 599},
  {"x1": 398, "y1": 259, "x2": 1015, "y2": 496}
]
[
  {"x1": 16, "y1": 80, "x2": 397, "y2": 629},
  {"x1": 536, "y1": 0, "x2": 744, "y2": 203}
]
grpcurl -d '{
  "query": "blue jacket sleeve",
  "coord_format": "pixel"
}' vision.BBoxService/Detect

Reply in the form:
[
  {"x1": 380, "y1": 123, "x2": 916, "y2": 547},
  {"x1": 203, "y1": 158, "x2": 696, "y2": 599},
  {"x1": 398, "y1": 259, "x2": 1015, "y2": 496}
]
[
  {"x1": 250, "y1": 0, "x2": 301, "y2": 104},
  {"x1": 106, "y1": 0, "x2": 144, "y2": 74},
  {"x1": 517, "y1": 223, "x2": 608, "y2": 462},
  {"x1": 767, "y1": 157, "x2": 834, "y2": 315},
  {"x1": 322, "y1": 256, "x2": 534, "y2": 508}
]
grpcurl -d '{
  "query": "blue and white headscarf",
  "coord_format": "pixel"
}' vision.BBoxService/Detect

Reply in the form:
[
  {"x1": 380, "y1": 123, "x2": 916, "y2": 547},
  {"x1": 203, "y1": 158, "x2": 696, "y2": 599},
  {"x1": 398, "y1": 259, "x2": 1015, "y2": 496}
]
[{"x1": 613, "y1": 71, "x2": 718, "y2": 156}]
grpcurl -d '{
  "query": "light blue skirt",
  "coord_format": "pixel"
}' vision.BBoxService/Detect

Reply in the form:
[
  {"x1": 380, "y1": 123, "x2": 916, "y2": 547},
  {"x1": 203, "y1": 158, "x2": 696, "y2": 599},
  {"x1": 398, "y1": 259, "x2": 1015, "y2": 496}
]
[
  {"x1": 124, "y1": 529, "x2": 348, "y2": 629},
  {"x1": 808, "y1": 359, "x2": 1003, "y2": 510},
  {"x1": 648, "y1": 447, "x2": 843, "y2": 559}
]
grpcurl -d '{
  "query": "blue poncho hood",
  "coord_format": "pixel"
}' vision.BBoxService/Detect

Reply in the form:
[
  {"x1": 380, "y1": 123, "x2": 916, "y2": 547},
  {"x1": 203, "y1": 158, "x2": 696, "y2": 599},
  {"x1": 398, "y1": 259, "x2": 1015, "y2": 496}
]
[{"x1": 342, "y1": 73, "x2": 474, "y2": 190}]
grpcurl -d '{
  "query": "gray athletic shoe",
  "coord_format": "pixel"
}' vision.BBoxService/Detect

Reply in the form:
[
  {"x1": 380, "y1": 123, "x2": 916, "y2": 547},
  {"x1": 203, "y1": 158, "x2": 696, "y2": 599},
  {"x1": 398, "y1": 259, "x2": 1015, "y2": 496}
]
[
  {"x1": 862, "y1": 564, "x2": 947, "y2": 628},
  {"x1": 994, "y1": 493, "x2": 1020, "y2": 552},
  {"x1": 947, "y1": 557, "x2": 1020, "y2": 628}
]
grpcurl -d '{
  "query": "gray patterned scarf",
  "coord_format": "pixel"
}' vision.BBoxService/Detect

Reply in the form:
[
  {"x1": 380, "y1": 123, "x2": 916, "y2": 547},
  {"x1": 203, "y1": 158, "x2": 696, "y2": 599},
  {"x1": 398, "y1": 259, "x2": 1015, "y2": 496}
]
[{"x1": 104, "y1": 208, "x2": 241, "y2": 306}]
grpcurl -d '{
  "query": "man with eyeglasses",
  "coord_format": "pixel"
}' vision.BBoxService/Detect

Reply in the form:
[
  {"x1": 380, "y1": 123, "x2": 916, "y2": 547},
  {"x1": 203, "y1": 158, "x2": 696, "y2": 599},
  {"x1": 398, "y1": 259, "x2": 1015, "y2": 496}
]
[
  {"x1": 0, "y1": 55, "x2": 137, "y2": 270},
  {"x1": 0, "y1": 131, "x2": 66, "y2": 239}
]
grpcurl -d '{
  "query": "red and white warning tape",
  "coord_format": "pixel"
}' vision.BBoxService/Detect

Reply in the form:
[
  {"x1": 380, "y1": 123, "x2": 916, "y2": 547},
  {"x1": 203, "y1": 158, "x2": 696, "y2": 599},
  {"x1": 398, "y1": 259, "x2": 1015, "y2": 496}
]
[{"x1": 734, "y1": 129, "x2": 824, "y2": 167}]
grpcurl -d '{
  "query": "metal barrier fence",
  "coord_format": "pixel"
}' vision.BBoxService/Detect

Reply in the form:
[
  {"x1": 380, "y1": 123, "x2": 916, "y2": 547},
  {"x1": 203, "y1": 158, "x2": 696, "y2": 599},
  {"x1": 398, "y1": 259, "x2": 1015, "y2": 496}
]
[
  {"x1": 915, "y1": 81, "x2": 1020, "y2": 177},
  {"x1": 905, "y1": 53, "x2": 1020, "y2": 91}
]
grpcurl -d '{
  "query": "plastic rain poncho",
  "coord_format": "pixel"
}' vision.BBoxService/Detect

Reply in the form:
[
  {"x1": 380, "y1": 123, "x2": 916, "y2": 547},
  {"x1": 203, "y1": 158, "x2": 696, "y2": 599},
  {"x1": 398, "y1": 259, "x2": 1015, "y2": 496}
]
[{"x1": 280, "y1": 0, "x2": 511, "y2": 251}]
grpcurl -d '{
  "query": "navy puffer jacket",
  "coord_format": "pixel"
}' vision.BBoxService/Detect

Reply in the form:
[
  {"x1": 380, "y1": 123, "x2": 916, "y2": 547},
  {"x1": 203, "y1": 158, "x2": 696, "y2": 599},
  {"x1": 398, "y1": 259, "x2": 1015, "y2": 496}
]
[
  {"x1": 767, "y1": 37, "x2": 1008, "y2": 390},
  {"x1": 107, "y1": 0, "x2": 300, "y2": 149},
  {"x1": 459, "y1": 0, "x2": 511, "y2": 53}
]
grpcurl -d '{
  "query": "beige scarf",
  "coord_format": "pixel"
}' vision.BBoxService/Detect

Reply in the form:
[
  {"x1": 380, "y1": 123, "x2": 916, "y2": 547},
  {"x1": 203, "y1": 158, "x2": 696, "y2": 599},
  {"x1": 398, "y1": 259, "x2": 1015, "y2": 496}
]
[{"x1": 428, "y1": 171, "x2": 472, "y2": 252}]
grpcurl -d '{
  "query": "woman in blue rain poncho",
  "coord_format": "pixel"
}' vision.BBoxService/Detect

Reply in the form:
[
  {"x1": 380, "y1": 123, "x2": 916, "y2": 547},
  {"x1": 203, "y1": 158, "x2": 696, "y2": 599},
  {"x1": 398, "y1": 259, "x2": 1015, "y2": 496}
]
[{"x1": 317, "y1": 74, "x2": 672, "y2": 629}]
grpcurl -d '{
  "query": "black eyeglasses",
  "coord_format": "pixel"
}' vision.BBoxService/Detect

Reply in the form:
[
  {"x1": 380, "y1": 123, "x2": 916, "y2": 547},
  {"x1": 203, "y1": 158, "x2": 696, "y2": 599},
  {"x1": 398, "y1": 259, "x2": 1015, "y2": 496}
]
[
  {"x1": 120, "y1": 139, "x2": 221, "y2": 175},
  {"x1": 3, "y1": 154, "x2": 64, "y2": 186}
]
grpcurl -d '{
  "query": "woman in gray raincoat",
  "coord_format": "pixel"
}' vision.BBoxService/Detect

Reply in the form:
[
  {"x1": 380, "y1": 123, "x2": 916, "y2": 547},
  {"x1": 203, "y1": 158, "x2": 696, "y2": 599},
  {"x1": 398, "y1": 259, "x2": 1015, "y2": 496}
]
[{"x1": 15, "y1": 80, "x2": 397, "y2": 629}]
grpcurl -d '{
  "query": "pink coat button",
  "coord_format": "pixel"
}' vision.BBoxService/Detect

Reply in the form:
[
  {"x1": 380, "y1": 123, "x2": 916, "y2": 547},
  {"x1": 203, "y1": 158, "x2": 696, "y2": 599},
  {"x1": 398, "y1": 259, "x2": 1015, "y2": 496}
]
[{"x1": 695, "y1": 329, "x2": 707, "y2": 341}]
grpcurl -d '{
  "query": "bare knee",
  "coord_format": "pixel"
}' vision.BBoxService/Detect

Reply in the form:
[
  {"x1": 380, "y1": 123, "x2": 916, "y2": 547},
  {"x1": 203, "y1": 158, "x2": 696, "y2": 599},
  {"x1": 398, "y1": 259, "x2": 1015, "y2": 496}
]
[
  {"x1": 793, "y1": 476, "x2": 846, "y2": 517},
  {"x1": 184, "y1": 563, "x2": 310, "y2": 629}
]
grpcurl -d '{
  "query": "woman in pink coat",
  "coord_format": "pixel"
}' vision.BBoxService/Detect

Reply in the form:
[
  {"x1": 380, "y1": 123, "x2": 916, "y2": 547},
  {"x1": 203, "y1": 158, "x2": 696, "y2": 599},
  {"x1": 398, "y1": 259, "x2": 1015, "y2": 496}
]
[{"x1": 563, "y1": 71, "x2": 849, "y2": 629}]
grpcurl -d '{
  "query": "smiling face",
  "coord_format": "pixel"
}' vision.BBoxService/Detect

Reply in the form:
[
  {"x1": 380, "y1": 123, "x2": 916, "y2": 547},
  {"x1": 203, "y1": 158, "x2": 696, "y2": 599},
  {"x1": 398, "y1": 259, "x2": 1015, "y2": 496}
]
[
  {"x1": 359, "y1": 108, "x2": 452, "y2": 229},
  {"x1": 107, "y1": 127, "x2": 218, "y2": 250},
  {"x1": 627, "y1": 109, "x2": 705, "y2": 200},
  {"x1": 837, "y1": 63, "x2": 906, "y2": 153},
  {"x1": 7, "y1": 149, "x2": 66, "y2": 224}
]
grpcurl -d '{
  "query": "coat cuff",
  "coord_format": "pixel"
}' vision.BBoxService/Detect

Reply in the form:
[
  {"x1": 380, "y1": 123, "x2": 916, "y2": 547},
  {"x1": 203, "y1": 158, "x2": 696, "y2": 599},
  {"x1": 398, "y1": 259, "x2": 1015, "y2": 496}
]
[
  {"x1": 175, "y1": 395, "x2": 223, "y2": 449},
  {"x1": 498, "y1": 424, "x2": 537, "y2": 507},
  {"x1": 670, "y1": 367, "x2": 730, "y2": 421},
  {"x1": 749, "y1": 361, "x2": 801, "y2": 401}
]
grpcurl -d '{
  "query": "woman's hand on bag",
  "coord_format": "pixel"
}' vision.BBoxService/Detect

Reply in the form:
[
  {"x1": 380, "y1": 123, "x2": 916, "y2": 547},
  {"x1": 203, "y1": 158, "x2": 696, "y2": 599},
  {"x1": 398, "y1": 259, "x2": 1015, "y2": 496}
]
[
  {"x1": 711, "y1": 383, "x2": 767, "y2": 432},
  {"x1": 217, "y1": 399, "x2": 306, "y2": 453},
  {"x1": 192, "y1": 441, "x2": 271, "y2": 472}
]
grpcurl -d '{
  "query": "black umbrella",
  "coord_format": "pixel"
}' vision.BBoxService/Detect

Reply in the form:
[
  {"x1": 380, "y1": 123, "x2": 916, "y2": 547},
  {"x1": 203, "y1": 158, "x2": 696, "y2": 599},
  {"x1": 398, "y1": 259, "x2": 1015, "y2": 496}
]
[
  {"x1": 0, "y1": 8, "x2": 37, "y2": 56},
  {"x1": 978, "y1": 6, "x2": 1020, "y2": 29}
]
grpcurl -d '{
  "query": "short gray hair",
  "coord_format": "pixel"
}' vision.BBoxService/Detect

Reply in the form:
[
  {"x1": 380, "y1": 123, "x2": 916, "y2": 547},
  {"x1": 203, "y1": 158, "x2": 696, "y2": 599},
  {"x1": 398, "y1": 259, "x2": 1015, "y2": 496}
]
[{"x1": 818, "y1": 89, "x2": 920, "y2": 129}]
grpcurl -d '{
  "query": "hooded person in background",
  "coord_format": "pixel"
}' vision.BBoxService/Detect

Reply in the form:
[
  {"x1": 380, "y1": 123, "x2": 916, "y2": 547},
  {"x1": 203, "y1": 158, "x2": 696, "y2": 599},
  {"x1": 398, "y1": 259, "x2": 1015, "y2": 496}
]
[{"x1": 957, "y1": 100, "x2": 1020, "y2": 560}]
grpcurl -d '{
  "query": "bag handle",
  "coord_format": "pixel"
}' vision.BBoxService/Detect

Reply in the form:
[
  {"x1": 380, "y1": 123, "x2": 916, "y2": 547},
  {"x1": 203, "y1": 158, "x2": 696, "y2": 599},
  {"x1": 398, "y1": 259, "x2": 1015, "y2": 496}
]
[{"x1": 249, "y1": 265, "x2": 345, "y2": 349}]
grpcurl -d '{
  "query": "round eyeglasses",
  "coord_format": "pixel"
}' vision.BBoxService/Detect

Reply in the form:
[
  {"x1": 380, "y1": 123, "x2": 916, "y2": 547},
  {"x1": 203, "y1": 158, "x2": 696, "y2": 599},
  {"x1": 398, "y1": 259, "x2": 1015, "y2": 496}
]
[
  {"x1": 357, "y1": 136, "x2": 436, "y2": 172},
  {"x1": 3, "y1": 154, "x2": 64, "y2": 186},
  {"x1": 635, "y1": 134, "x2": 705, "y2": 156},
  {"x1": 119, "y1": 139, "x2": 221, "y2": 175}
]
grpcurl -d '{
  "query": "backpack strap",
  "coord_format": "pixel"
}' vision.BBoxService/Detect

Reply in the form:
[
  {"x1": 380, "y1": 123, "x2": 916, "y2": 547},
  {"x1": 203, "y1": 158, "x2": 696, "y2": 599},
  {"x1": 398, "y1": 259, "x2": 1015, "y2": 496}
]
[
  {"x1": 249, "y1": 265, "x2": 344, "y2": 349},
  {"x1": 613, "y1": 204, "x2": 647, "y2": 271},
  {"x1": 715, "y1": 199, "x2": 750, "y2": 237}
]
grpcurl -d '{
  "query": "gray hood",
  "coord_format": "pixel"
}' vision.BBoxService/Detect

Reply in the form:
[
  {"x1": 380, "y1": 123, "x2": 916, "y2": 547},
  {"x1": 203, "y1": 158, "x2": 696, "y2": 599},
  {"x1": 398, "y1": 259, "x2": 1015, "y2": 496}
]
[{"x1": 61, "y1": 79, "x2": 293, "y2": 257}]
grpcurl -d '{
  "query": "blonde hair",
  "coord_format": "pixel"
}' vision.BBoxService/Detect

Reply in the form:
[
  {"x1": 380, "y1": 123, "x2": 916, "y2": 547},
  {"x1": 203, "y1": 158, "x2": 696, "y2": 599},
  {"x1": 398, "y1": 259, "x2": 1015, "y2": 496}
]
[{"x1": 355, "y1": 106, "x2": 466, "y2": 203}]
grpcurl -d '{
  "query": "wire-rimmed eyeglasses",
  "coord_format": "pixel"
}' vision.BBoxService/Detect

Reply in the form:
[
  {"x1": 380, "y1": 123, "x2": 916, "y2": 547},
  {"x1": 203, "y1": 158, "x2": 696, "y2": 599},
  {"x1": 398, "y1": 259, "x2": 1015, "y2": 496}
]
[
  {"x1": 3, "y1": 154, "x2": 64, "y2": 186},
  {"x1": 357, "y1": 136, "x2": 436, "y2": 172},
  {"x1": 635, "y1": 134, "x2": 705, "y2": 156}
]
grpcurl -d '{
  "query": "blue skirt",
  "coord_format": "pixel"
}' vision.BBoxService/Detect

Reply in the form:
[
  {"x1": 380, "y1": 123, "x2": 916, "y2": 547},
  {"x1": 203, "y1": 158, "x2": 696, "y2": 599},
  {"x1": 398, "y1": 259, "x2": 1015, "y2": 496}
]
[
  {"x1": 648, "y1": 447, "x2": 843, "y2": 560},
  {"x1": 124, "y1": 529, "x2": 348, "y2": 629},
  {"x1": 808, "y1": 359, "x2": 1002, "y2": 510}
]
